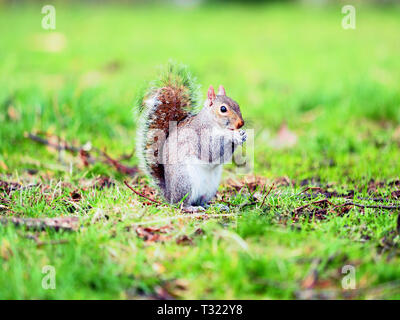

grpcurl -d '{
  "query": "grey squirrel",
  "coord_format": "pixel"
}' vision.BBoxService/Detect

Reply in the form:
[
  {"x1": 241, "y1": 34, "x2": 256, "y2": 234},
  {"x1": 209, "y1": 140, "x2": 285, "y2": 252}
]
[{"x1": 136, "y1": 63, "x2": 246, "y2": 211}]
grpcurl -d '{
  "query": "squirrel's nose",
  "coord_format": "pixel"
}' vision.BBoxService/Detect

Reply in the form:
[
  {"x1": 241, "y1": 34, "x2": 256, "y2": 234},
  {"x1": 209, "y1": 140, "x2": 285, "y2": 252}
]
[{"x1": 236, "y1": 119, "x2": 244, "y2": 129}]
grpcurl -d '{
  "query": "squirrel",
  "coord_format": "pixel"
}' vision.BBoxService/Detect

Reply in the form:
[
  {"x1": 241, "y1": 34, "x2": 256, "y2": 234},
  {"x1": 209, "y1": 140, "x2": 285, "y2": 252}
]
[{"x1": 136, "y1": 63, "x2": 246, "y2": 212}]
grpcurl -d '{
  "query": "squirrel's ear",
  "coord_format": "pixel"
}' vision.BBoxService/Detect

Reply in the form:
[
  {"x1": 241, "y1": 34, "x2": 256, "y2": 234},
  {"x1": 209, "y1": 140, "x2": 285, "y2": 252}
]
[
  {"x1": 207, "y1": 85, "x2": 216, "y2": 106},
  {"x1": 218, "y1": 85, "x2": 226, "y2": 96}
]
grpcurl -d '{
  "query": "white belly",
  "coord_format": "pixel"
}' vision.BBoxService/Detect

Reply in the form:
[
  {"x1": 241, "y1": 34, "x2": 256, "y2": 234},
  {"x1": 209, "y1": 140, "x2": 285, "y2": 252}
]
[{"x1": 187, "y1": 163, "x2": 223, "y2": 205}]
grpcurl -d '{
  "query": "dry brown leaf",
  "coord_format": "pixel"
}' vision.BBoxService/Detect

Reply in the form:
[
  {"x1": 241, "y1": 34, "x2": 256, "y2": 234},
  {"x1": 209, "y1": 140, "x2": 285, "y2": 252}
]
[
  {"x1": 93, "y1": 177, "x2": 115, "y2": 190},
  {"x1": 135, "y1": 225, "x2": 173, "y2": 243},
  {"x1": 0, "y1": 160, "x2": 8, "y2": 171},
  {"x1": 176, "y1": 235, "x2": 193, "y2": 246},
  {"x1": 152, "y1": 262, "x2": 166, "y2": 274},
  {"x1": 69, "y1": 190, "x2": 82, "y2": 202},
  {"x1": 0, "y1": 239, "x2": 13, "y2": 260},
  {"x1": 301, "y1": 270, "x2": 318, "y2": 289},
  {"x1": 225, "y1": 175, "x2": 269, "y2": 192},
  {"x1": 7, "y1": 106, "x2": 20, "y2": 121},
  {"x1": 391, "y1": 190, "x2": 400, "y2": 199}
]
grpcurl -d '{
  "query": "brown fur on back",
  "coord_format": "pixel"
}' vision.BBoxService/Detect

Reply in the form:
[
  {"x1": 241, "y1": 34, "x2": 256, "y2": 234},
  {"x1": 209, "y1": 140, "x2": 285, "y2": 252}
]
[{"x1": 144, "y1": 85, "x2": 193, "y2": 191}]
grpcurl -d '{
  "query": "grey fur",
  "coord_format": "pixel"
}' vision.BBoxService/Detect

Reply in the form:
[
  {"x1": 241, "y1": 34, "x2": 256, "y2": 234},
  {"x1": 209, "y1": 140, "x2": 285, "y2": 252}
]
[{"x1": 162, "y1": 104, "x2": 246, "y2": 206}]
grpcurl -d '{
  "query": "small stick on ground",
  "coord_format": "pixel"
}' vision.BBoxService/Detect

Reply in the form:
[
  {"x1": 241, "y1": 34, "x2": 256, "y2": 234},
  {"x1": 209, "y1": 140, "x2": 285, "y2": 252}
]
[
  {"x1": 0, "y1": 216, "x2": 79, "y2": 232},
  {"x1": 101, "y1": 150, "x2": 138, "y2": 176},
  {"x1": 338, "y1": 202, "x2": 400, "y2": 210},
  {"x1": 24, "y1": 234, "x2": 69, "y2": 247},
  {"x1": 123, "y1": 180, "x2": 162, "y2": 205},
  {"x1": 26, "y1": 131, "x2": 137, "y2": 176},
  {"x1": 25, "y1": 132, "x2": 80, "y2": 153},
  {"x1": 260, "y1": 183, "x2": 275, "y2": 208},
  {"x1": 294, "y1": 199, "x2": 335, "y2": 213}
]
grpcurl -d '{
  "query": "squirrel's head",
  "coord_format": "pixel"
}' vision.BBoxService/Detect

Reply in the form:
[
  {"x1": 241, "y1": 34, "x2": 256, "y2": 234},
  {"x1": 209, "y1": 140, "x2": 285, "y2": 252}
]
[{"x1": 205, "y1": 85, "x2": 244, "y2": 130}]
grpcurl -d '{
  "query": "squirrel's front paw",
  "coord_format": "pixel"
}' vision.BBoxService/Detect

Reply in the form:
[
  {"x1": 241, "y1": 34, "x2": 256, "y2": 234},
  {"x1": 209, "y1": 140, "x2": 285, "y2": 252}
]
[
  {"x1": 239, "y1": 129, "x2": 247, "y2": 143},
  {"x1": 233, "y1": 129, "x2": 247, "y2": 145}
]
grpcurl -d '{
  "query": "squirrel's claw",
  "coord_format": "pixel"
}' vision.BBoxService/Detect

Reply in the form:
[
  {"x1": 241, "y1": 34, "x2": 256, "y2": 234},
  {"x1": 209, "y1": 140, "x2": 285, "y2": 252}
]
[
  {"x1": 233, "y1": 129, "x2": 247, "y2": 145},
  {"x1": 239, "y1": 129, "x2": 247, "y2": 143}
]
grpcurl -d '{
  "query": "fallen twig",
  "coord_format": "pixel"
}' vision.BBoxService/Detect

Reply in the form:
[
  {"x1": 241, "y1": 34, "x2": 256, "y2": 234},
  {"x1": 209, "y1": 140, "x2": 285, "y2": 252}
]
[
  {"x1": 101, "y1": 150, "x2": 138, "y2": 176},
  {"x1": 338, "y1": 202, "x2": 400, "y2": 210},
  {"x1": 294, "y1": 199, "x2": 334, "y2": 213},
  {"x1": 25, "y1": 132, "x2": 80, "y2": 153},
  {"x1": 0, "y1": 216, "x2": 79, "y2": 232},
  {"x1": 24, "y1": 234, "x2": 69, "y2": 247},
  {"x1": 301, "y1": 192, "x2": 400, "y2": 203},
  {"x1": 260, "y1": 183, "x2": 275, "y2": 208},
  {"x1": 26, "y1": 132, "x2": 137, "y2": 176},
  {"x1": 299, "y1": 186, "x2": 324, "y2": 195},
  {"x1": 123, "y1": 180, "x2": 162, "y2": 205},
  {"x1": 295, "y1": 198, "x2": 400, "y2": 215}
]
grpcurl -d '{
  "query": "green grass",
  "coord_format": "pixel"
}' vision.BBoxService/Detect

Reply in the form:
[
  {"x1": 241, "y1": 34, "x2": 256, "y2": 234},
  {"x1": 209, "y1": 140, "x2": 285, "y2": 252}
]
[{"x1": 1, "y1": 2, "x2": 400, "y2": 299}]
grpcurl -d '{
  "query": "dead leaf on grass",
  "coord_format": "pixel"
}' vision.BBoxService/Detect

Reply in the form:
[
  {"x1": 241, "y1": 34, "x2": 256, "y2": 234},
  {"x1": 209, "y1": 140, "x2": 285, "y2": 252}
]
[
  {"x1": 391, "y1": 190, "x2": 400, "y2": 199},
  {"x1": 0, "y1": 239, "x2": 13, "y2": 260},
  {"x1": 0, "y1": 180, "x2": 21, "y2": 194},
  {"x1": 154, "y1": 286, "x2": 175, "y2": 300},
  {"x1": 103, "y1": 60, "x2": 123, "y2": 73},
  {"x1": 0, "y1": 160, "x2": 8, "y2": 171},
  {"x1": 194, "y1": 228, "x2": 205, "y2": 236},
  {"x1": 163, "y1": 279, "x2": 189, "y2": 298},
  {"x1": 135, "y1": 225, "x2": 173, "y2": 243},
  {"x1": 366, "y1": 179, "x2": 386, "y2": 194},
  {"x1": 79, "y1": 149, "x2": 91, "y2": 167},
  {"x1": 7, "y1": 106, "x2": 20, "y2": 122},
  {"x1": 225, "y1": 175, "x2": 269, "y2": 192},
  {"x1": 93, "y1": 176, "x2": 115, "y2": 190},
  {"x1": 69, "y1": 190, "x2": 82, "y2": 202},
  {"x1": 152, "y1": 262, "x2": 166, "y2": 274},
  {"x1": 176, "y1": 235, "x2": 193, "y2": 246}
]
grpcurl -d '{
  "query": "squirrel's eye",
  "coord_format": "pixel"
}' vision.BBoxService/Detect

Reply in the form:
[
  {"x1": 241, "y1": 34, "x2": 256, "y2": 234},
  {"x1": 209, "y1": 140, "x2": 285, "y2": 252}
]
[{"x1": 220, "y1": 106, "x2": 227, "y2": 113}]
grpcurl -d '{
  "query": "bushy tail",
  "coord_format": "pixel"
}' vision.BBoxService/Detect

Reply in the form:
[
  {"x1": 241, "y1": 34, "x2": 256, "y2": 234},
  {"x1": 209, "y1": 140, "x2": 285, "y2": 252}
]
[{"x1": 135, "y1": 62, "x2": 201, "y2": 192}]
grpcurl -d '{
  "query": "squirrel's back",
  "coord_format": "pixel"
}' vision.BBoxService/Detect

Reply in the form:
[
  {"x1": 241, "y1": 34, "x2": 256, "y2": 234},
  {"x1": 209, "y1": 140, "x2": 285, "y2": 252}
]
[{"x1": 135, "y1": 63, "x2": 201, "y2": 192}]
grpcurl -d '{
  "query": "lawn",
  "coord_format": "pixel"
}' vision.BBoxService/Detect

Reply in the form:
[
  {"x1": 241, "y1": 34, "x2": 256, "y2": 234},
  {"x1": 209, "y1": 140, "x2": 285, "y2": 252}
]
[{"x1": 1, "y1": 1, "x2": 400, "y2": 299}]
